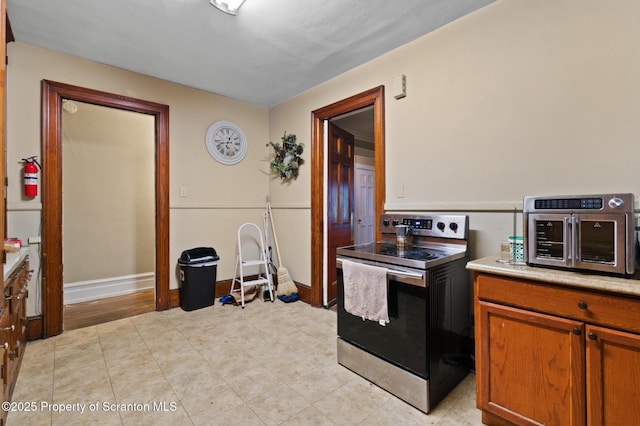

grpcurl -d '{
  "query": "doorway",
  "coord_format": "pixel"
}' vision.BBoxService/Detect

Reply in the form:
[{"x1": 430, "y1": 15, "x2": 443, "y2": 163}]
[
  {"x1": 41, "y1": 80, "x2": 170, "y2": 338},
  {"x1": 353, "y1": 162, "x2": 375, "y2": 245},
  {"x1": 332, "y1": 106, "x2": 376, "y2": 246},
  {"x1": 61, "y1": 100, "x2": 155, "y2": 329},
  {"x1": 310, "y1": 86, "x2": 385, "y2": 307}
]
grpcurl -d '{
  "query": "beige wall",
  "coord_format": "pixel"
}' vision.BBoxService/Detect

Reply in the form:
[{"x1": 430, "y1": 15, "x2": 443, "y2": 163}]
[
  {"x1": 268, "y1": 0, "x2": 640, "y2": 272},
  {"x1": 6, "y1": 42, "x2": 270, "y2": 315}
]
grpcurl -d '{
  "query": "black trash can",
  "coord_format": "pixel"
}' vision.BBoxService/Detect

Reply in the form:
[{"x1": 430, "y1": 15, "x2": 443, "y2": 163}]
[{"x1": 178, "y1": 247, "x2": 219, "y2": 311}]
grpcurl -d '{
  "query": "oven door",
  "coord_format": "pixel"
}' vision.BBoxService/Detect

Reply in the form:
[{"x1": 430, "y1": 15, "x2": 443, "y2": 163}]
[
  {"x1": 336, "y1": 257, "x2": 428, "y2": 378},
  {"x1": 574, "y1": 213, "x2": 628, "y2": 274}
]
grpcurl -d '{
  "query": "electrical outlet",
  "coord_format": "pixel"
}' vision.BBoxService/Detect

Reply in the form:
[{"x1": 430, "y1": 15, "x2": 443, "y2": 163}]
[
  {"x1": 28, "y1": 236, "x2": 41, "y2": 244},
  {"x1": 180, "y1": 187, "x2": 188, "y2": 197}
]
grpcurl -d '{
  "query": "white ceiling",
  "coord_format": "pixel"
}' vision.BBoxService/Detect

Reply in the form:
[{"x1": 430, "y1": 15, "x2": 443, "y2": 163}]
[{"x1": 6, "y1": 0, "x2": 494, "y2": 107}]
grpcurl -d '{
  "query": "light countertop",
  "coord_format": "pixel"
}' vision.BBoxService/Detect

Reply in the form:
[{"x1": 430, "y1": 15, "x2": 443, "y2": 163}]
[
  {"x1": 4, "y1": 248, "x2": 29, "y2": 282},
  {"x1": 466, "y1": 255, "x2": 640, "y2": 298}
]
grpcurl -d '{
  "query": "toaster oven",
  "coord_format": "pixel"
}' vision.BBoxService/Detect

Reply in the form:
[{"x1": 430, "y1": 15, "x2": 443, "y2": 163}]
[{"x1": 523, "y1": 193, "x2": 636, "y2": 276}]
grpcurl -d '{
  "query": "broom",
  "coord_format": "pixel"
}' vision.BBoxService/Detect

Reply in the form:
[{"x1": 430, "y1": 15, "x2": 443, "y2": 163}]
[{"x1": 267, "y1": 198, "x2": 298, "y2": 296}]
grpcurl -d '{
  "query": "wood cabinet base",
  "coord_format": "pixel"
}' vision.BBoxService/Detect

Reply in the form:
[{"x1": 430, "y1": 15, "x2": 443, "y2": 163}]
[
  {"x1": 474, "y1": 272, "x2": 640, "y2": 426},
  {"x1": 483, "y1": 411, "x2": 523, "y2": 426},
  {"x1": 1, "y1": 256, "x2": 29, "y2": 426}
]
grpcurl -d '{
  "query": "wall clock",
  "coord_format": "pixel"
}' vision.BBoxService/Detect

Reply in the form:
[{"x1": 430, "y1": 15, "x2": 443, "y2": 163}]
[{"x1": 205, "y1": 120, "x2": 248, "y2": 165}]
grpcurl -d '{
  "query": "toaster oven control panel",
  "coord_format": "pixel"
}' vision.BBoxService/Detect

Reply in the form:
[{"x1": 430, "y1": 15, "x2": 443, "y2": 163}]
[{"x1": 534, "y1": 197, "x2": 603, "y2": 210}]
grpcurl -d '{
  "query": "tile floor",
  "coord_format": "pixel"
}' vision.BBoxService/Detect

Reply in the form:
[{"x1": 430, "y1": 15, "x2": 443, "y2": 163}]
[{"x1": 9, "y1": 298, "x2": 480, "y2": 425}]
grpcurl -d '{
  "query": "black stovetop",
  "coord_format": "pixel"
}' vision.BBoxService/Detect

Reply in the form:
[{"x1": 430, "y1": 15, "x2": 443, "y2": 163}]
[{"x1": 337, "y1": 241, "x2": 466, "y2": 270}]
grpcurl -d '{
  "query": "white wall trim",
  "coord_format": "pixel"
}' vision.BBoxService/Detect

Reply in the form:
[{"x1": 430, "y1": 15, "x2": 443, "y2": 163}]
[
  {"x1": 63, "y1": 272, "x2": 155, "y2": 305},
  {"x1": 384, "y1": 201, "x2": 526, "y2": 212},
  {"x1": 170, "y1": 202, "x2": 311, "y2": 209},
  {"x1": 12, "y1": 201, "x2": 313, "y2": 211},
  {"x1": 7, "y1": 202, "x2": 42, "y2": 211}
]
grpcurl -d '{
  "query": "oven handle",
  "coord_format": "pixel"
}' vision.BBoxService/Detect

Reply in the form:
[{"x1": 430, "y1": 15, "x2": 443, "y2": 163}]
[
  {"x1": 384, "y1": 268, "x2": 423, "y2": 279},
  {"x1": 336, "y1": 257, "x2": 426, "y2": 287}
]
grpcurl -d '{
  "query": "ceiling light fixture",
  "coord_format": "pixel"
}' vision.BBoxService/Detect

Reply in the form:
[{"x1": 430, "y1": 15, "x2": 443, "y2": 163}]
[{"x1": 210, "y1": 0, "x2": 246, "y2": 15}]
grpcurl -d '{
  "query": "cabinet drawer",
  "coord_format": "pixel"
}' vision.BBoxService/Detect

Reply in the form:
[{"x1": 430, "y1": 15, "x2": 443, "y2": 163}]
[{"x1": 476, "y1": 274, "x2": 640, "y2": 334}]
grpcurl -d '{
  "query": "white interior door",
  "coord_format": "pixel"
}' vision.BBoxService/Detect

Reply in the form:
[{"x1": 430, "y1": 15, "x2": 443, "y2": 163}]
[{"x1": 354, "y1": 163, "x2": 375, "y2": 245}]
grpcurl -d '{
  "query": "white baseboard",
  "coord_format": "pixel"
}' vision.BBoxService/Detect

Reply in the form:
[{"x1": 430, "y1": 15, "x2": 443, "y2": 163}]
[{"x1": 64, "y1": 272, "x2": 155, "y2": 305}]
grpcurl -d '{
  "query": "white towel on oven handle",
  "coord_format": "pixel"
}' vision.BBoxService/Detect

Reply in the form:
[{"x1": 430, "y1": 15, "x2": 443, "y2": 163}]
[{"x1": 342, "y1": 259, "x2": 389, "y2": 325}]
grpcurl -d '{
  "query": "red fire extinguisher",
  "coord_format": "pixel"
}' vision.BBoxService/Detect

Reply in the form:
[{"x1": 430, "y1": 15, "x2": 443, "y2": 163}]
[{"x1": 22, "y1": 156, "x2": 42, "y2": 197}]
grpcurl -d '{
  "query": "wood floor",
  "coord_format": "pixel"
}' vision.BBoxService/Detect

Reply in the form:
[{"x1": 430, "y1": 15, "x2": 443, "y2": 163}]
[{"x1": 63, "y1": 289, "x2": 155, "y2": 331}]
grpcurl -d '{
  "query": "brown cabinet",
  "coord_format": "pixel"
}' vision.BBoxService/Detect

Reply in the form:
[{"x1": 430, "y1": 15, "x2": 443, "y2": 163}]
[
  {"x1": 1, "y1": 256, "x2": 29, "y2": 426},
  {"x1": 474, "y1": 273, "x2": 640, "y2": 426},
  {"x1": 585, "y1": 325, "x2": 640, "y2": 425}
]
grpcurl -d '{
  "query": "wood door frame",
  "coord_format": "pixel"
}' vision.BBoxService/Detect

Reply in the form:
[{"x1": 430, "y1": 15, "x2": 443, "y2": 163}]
[
  {"x1": 310, "y1": 86, "x2": 385, "y2": 307},
  {"x1": 41, "y1": 80, "x2": 170, "y2": 338}
]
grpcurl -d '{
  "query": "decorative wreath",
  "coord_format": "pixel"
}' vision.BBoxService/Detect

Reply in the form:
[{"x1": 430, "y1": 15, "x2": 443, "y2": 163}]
[{"x1": 266, "y1": 132, "x2": 305, "y2": 180}]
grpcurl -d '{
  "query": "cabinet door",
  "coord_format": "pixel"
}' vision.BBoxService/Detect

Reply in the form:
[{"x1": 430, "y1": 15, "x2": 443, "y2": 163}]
[
  {"x1": 0, "y1": 301, "x2": 9, "y2": 402},
  {"x1": 12, "y1": 268, "x2": 27, "y2": 360},
  {"x1": 586, "y1": 325, "x2": 640, "y2": 426},
  {"x1": 477, "y1": 301, "x2": 586, "y2": 426},
  {"x1": 0, "y1": 324, "x2": 7, "y2": 400}
]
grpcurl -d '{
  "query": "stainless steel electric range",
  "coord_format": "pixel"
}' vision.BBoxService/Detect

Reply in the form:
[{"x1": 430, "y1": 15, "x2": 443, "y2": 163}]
[{"x1": 336, "y1": 213, "x2": 472, "y2": 414}]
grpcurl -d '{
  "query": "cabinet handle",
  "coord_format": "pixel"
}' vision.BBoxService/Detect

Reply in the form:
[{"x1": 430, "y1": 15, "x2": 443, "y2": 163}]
[
  {"x1": 578, "y1": 301, "x2": 588, "y2": 310},
  {"x1": 1, "y1": 325, "x2": 15, "y2": 332},
  {"x1": 572, "y1": 327, "x2": 582, "y2": 336},
  {"x1": 588, "y1": 332, "x2": 597, "y2": 341}
]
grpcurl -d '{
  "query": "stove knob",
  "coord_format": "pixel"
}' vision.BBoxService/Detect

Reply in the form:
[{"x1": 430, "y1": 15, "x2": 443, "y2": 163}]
[
  {"x1": 392, "y1": 220, "x2": 399, "y2": 226},
  {"x1": 449, "y1": 222, "x2": 458, "y2": 232},
  {"x1": 437, "y1": 222, "x2": 445, "y2": 231},
  {"x1": 383, "y1": 219, "x2": 390, "y2": 227}
]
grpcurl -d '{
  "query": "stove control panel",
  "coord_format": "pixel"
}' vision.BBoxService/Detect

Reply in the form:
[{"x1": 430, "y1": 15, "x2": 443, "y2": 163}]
[{"x1": 381, "y1": 214, "x2": 469, "y2": 240}]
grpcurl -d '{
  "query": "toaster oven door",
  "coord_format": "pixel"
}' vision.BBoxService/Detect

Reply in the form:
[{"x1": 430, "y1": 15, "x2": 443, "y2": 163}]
[
  {"x1": 574, "y1": 213, "x2": 627, "y2": 274},
  {"x1": 526, "y1": 214, "x2": 572, "y2": 268}
]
